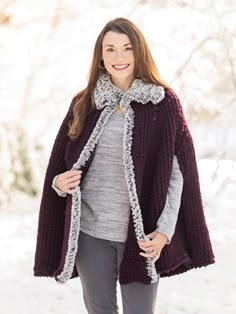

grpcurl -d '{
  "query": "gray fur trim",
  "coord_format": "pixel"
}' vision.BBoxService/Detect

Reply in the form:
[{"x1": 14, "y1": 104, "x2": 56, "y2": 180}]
[
  {"x1": 94, "y1": 73, "x2": 165, "y2": 110},
  {"x1": 56, "y1": 188, "x2": 81, "y2": 284},
  {"x1": 120, "y1": 100, "x2": 160, "y2": 284},
  {"x1": 56, "y1": 74, "x2": 165, "y2": 284}
]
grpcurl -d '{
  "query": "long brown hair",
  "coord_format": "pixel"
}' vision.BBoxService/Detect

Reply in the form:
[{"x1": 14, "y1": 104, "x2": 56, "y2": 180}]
[{"x1": 68, "y1": 17, "x2": 171, "y2": 140}]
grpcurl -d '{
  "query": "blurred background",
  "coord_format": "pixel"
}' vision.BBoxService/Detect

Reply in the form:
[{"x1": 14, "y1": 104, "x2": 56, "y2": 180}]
[{"x1": 0, "y1": 0, "x2": 235, "y2": 313}]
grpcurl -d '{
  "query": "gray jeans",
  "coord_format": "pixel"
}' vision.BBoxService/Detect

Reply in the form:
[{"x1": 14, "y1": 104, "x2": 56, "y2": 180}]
[{"x1": 75, "y1": 231, "x2": 159, "y2": 314}]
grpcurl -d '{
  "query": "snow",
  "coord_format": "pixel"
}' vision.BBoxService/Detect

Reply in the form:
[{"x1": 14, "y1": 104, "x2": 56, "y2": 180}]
[
  {"x1": 0, "y1": 159, "x2": 235, "y2": 314},
  {"x1": 0, "y1": 0, "x2": 235, "y2": 313}
]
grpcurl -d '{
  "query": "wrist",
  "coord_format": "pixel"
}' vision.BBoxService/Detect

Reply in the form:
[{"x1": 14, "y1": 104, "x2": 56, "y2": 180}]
[
  {"x1": 54, "y1": 175, "x2": 64, "y2": 191},
  {"x1": 51, "y1": 175, "x2": 67, "y2": 197},
  {"x1": 156, "y1": 231, "x2": 169, "y2": 244}
]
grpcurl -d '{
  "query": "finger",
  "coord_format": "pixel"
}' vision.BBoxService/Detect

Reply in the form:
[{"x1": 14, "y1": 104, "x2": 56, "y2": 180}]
[
  {"x1": 66, "y1": 174, "x2": 82, "y2": 182},
  {"x1": 68, "y1": 180, "x2": 81, "y2": 189},
  {"x1": 68, "y1": 170, "x2": 82, "y2": 174},
  {"x1": 150, "y1": 253, "x2": 160, "y2": 264},
  {"x1": 139, "y1": 252, "x2": 150, "y2": 258},
  {"x1": 67, "y1": 177, "x2": 81, "y2": 184},
  {"x1": 139, "y1": 252, "x2": 154, "y2": 258},
  {"x1": 152, "y1": 251, "x2": 161, "y2": 262},
  {"x1": 139, "y1": 250, "x2": 157, "y2": 258},
  {"x1": 145, "y1": 232, "x2": 157, "y2": 239},
  {"x1": 138, "y1": 242, "x2": 154, "y2": 249},
  {"x1": 141, "y1": 248, "x2": 161, "y2": 263},
  {"x1": 65, "y1": 170, "x2": 82, "y2": 178},
  {"x1": 71, "y1": 178, "x2": 81, "y2": 185},
  {"x1": 67, "y1": 186, "x2": 80, "y2": 194}
]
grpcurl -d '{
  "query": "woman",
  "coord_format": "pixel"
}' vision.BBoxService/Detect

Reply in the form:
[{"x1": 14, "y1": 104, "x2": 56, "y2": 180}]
[{"x1": 34, "y1": 17, "x2": 215, "y2": 314}]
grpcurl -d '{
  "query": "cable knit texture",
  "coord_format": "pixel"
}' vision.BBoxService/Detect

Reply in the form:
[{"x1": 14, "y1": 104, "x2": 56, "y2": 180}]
[{"x1": 33, "y1": 74, "x2": 215, "y2": 285}]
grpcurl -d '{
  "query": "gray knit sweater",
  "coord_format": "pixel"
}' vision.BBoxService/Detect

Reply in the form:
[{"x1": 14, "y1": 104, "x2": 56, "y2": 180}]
[{"x1": 52, "y1": 110, "x2": 183, "y2": 244}]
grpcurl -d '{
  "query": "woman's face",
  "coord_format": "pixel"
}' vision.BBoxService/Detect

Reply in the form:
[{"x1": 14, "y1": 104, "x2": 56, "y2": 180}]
[{"x1": 102, "y1": 31, "x2": 135, "y2": 85}]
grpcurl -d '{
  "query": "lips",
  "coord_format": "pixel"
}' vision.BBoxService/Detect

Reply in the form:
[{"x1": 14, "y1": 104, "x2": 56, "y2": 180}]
[{"x1": 112, "y1": 64, "x2": 129, "y2": 70}]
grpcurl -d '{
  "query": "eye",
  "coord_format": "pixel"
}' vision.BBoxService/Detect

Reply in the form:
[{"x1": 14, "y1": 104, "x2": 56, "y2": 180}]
[
  {"x1": 125, "y1": 47, "x2": 133, "y2": 50},
  {"x1": 106, "y1": 48, "x2": 113, "y2": 52}
]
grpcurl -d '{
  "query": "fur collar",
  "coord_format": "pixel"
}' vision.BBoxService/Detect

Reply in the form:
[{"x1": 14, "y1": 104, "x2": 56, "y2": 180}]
[{"x1": 94, "y1": 73, "x2": 165, "y2": 111}]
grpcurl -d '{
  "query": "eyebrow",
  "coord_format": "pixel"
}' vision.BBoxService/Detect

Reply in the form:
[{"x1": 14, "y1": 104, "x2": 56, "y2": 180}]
[{"x1": 104, "y1": 43, "x2": 132, "y2": 47}]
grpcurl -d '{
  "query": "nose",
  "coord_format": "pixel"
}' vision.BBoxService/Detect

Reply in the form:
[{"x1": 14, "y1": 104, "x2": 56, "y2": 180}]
[{"x1": 115, "y1": 51, "x2": 125, "y2": 59}]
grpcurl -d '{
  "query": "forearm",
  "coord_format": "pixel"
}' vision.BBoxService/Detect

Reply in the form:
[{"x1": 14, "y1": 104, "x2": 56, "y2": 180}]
[{"x1": 155, "y1": 155, "x2": 183, "y2": 244}]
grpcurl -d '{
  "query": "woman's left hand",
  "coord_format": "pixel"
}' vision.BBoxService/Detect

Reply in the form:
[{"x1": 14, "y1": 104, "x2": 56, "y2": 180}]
[{"x1": 137, "y1": 231, "x2": 168, "y2": 264}]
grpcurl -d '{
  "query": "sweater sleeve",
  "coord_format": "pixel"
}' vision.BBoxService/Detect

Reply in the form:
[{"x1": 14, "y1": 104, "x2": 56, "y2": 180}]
[{"x1": 155, "y1": 155, "x2": 183, "y2": 245}]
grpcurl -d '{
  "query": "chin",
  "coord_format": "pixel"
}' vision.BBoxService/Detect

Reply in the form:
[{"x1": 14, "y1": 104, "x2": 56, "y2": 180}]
[
  {"x1": 113, "y1": 72, "x2": 133, "y2": 79},
  {"x1": 109, "y1": 69, "x2": 134, "y2": 79}
]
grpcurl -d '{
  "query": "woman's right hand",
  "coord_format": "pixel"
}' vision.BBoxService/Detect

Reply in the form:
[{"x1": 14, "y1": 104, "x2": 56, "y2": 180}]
[{"x1": 55, "y1": 170, "x2": 83, "y2": 194}]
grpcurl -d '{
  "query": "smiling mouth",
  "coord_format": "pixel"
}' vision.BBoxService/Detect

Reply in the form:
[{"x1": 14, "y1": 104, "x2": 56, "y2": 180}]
[{"x1": 112, "y1": 64, "x2": 129, "y2": 70}]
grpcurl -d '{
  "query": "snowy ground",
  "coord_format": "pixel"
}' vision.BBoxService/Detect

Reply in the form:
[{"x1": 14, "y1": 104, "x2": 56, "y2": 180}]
[{"x1": 0, "y1": 159, "x2": 235, "y2": 314}]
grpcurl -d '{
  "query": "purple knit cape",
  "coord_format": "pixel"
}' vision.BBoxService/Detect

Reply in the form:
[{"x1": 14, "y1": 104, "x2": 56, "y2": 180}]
[{"x1": 33, "y1": 88, "x2": 215, "y2": 285}]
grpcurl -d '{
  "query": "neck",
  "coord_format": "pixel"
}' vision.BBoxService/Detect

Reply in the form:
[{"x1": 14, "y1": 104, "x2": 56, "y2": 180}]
[{"x1": 110, "y1": 75, "x2": 134, "y2": 92}]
